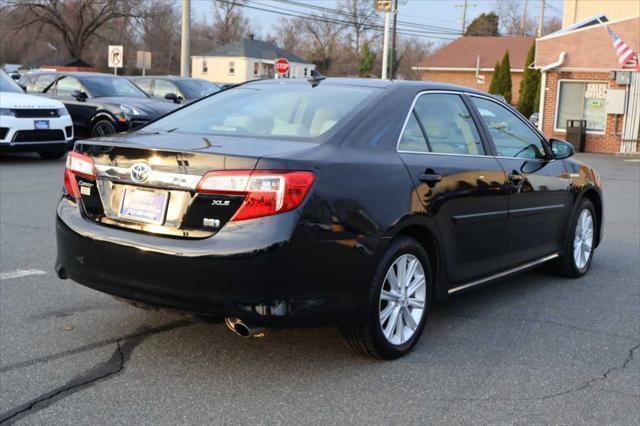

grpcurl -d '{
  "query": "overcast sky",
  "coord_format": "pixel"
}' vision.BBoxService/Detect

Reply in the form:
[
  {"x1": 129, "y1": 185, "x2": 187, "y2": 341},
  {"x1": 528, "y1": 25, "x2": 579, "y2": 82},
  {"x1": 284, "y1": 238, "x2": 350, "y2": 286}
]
[{"x1": 191, "y1": 0, "x2": 564, "y2": 47}]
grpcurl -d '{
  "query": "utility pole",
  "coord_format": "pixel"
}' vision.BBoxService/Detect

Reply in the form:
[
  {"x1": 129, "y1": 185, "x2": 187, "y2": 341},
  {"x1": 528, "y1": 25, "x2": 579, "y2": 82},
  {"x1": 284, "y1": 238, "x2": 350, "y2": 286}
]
[
  {"x1": 455, "y1": 0, "x2": 475, "y2": 34},
  {"x1": 461, "y1": 0, "x2": 468, "y2": 33},
  {"x1": 180, "y1": 0, "x2": 191, "y2": 77},
  {"x1": 390, "y1": 0, "x2": 398, "y2": 80},
  {"x1": 521, "y1": 0, "x2": 529, "y2": 36},
  {"x1": 381, "y1": 8, "x2": 391, "y2": 79},
  {"x1": 537, "y1": 0, "x2": 546, "y2": 37}
]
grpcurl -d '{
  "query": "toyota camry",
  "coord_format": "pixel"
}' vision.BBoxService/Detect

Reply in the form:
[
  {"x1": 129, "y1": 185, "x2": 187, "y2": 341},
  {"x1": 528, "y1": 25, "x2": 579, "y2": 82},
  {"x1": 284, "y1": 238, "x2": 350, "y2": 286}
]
[{"x1": 55, "y1": 77, "x2": 603, "y2": 359}]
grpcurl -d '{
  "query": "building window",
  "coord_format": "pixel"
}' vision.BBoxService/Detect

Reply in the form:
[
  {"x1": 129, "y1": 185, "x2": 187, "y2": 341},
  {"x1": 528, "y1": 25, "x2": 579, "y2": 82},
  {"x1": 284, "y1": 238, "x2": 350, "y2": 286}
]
[
  {"x1": 229, "y1": 61, "x2": 235, "y2": 75},
  {"x1": 254, "y1": 62, "x2": 259, "y2": 75},
  {"x1": 555, "y1": 81, "x2": 608, "y2": 132},
  {"x1": 303, "y1": 67, "x2": 308, "y2": 77},
  {"x1": 202, "y1": 59, "x2": 208, "y2": 73}
]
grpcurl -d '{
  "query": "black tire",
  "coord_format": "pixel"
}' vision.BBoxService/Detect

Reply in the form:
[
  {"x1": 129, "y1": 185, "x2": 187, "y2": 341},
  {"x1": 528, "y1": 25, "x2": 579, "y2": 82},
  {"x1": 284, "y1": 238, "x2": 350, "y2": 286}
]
[
  {"x1": 91, "y1": 119, "x2": 117, "y2": 137},
  {"x1": 38, "y1": 147, "x2": 68, "y2": 159},
  {"x1": 340, "y1": 236, "x2": 432, "y2": 359},
  {"x1": 554, "y1": 198, "x2": 596, "y2": 278}
]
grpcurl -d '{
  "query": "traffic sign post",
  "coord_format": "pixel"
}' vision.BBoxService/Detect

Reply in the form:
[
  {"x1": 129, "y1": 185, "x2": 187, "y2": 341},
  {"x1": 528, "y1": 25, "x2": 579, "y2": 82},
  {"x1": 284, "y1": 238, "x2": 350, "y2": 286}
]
[
  {"x1": 275, "y1": 58, "x2": 290, "y2": 78},
  {"x1": 136, "y1": 51, "x2": 152, "y2": 76},
  {"x1": 108, "y1": 45, "x2": 124, "y2": 75}
]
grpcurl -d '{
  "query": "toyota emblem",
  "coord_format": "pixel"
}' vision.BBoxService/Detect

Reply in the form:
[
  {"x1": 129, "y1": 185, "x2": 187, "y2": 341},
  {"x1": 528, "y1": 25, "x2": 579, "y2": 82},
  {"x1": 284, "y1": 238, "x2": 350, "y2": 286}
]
[{"x1": 130, "y1": 163, "x2": 151, "y2": 183}]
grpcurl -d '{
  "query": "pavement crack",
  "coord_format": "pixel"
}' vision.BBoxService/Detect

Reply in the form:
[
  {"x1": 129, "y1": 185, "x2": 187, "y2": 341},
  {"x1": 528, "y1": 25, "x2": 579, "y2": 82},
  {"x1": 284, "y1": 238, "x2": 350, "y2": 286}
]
[
  {"x1": 0, "y1": 320, "x2": 193, "y2": 424},
  {"x1": 0, "y1": 320, "x2": 192, "y2": 374}
]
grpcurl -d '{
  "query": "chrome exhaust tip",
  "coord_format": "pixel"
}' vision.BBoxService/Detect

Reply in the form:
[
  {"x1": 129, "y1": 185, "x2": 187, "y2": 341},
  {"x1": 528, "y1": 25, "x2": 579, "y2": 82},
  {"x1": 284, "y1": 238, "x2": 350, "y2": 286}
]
[{"x1": 224, "y1": 317, "x2": 267, "y2": 338}]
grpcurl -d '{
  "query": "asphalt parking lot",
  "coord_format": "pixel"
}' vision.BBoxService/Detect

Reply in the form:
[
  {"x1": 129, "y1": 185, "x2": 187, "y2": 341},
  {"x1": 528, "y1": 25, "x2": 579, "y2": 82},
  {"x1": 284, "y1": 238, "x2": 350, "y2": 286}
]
[{"x1": 0, "y1": 152, "x2": 638, "y2": 424}]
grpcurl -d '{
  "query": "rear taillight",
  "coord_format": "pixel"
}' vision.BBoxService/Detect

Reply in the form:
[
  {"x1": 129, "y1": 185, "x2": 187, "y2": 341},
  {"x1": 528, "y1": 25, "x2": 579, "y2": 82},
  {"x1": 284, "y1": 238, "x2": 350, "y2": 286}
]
[
  {"x1": 196, "y1": 170, "x2": 315, "y2": 221},
  {"x1": 64, "y1": 151, "x2": 96, "y2": 198}
]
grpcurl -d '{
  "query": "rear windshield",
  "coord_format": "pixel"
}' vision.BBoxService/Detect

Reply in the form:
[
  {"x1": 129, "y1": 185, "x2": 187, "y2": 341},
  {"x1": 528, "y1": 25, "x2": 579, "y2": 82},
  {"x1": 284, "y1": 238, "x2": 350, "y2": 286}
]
[{"x1": 143, "y1": 83, "x2": 379, "y2": 139}]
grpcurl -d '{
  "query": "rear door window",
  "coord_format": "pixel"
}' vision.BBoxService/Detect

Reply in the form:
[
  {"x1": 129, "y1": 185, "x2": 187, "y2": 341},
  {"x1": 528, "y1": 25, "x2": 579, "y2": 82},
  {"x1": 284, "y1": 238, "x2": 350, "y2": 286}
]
[{"x1": 399, "y1": 93, "x2": 485, "y2": 155}]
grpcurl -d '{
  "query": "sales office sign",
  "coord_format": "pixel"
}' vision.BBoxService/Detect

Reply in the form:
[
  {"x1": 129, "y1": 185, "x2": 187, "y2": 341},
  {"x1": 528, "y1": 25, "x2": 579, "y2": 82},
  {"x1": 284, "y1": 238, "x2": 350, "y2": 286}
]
[{"x1": 584, "y1": 83, "x2": 607, "y2": 99}]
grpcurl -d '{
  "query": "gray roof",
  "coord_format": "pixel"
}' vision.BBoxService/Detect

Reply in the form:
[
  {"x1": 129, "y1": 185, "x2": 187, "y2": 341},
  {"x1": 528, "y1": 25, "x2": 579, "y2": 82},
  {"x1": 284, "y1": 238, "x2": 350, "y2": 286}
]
[{"x1": 202, "y1": 38, "x2": 309, "y2": 64}]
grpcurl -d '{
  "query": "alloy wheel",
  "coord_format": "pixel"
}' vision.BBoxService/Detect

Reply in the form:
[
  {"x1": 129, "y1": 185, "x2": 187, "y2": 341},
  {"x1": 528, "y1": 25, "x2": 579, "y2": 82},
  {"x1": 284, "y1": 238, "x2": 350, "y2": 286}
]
[
  {"x1": 573, "y1": 209, "x2": 594, "y2": 270},
  {"x1": 378, "y1": 254, "x2": 427, "y2": 345}
]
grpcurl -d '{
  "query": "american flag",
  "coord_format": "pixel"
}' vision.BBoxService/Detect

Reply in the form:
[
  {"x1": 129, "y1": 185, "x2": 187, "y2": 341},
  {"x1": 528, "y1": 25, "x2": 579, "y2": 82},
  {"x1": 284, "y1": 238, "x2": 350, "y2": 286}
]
[{"x1": 604, "y1": 24, "x2": 639, "y2": 70}]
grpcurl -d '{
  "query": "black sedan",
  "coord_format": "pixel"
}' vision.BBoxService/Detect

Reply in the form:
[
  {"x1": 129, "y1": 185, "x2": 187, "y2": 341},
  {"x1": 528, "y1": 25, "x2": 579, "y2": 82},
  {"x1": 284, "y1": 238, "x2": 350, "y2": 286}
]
[
  {"x1": 55, "y1": 78, "x2": 603, "y2": 359},
  {"x1": 21, "y1": 72, "x2": 177, "y2": 137},
  {"x1": 129, "y1": 76, "x2": 220, "y2": 104}
]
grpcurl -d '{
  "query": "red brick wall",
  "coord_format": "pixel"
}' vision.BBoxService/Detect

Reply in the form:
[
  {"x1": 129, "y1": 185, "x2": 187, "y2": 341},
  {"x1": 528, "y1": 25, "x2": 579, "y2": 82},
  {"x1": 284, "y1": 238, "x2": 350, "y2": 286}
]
[
  {"x1": 541, "y1": 70, "x2": 624, "y2": 153},
  {"x1": 420, "y1": 70, "x2": 524, "y2": 105}
]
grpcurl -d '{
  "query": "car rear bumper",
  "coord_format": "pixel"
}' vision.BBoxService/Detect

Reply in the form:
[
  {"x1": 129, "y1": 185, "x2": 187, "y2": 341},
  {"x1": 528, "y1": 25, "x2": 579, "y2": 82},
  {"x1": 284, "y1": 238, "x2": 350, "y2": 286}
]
[{"x1": 55, "y1": 198, "x2": 383, "y2": 327}]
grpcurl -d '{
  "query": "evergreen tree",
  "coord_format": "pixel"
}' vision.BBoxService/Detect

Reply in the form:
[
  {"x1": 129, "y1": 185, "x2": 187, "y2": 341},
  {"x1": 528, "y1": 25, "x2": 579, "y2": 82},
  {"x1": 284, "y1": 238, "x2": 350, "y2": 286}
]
[
  {"x1": 500, "y1": 50, "x2": 512, "y2": 104},
  {"x1": 488, "y1": 60, "x2": 502, "y2": 95},
  {"x1": 357, "y1": 41, "x2": 376, "y2": 77},
  {"x1": 517, "y1": 43, "x2": 541, "y2": 117},
  {"x1": 465, "y1": 12, "x2": 500, "y2": 36}
]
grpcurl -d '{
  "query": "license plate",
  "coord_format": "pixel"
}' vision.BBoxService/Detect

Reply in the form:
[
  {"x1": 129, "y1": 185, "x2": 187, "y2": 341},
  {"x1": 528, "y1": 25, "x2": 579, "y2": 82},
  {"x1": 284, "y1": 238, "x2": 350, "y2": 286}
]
[
  {"x1": 118, "y1": 187, "x2": 169, "y2": 224},
  {"x1": 34, "y1": 120, "x2": 50, "y2": 129}
]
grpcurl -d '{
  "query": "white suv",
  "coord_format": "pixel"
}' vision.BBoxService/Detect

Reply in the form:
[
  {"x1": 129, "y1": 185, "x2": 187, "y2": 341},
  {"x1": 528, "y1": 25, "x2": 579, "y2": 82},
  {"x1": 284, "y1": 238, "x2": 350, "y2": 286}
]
[{"x1": 0, "y1": 70, "x2": 73, "y2": 159}]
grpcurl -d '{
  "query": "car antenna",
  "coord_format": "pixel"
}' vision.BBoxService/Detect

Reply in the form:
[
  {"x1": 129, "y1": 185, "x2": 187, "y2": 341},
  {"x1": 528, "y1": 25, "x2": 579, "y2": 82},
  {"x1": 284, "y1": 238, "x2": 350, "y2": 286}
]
[{"x1": 307, "y1": 69, "x2": 326, "y2": 88}]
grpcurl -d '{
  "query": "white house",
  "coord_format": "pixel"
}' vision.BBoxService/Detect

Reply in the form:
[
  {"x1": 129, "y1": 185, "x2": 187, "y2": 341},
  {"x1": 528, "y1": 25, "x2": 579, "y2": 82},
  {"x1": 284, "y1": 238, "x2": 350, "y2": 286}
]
[{"x1": 191, "y1": 35, "x2": 315, "y2": 85}]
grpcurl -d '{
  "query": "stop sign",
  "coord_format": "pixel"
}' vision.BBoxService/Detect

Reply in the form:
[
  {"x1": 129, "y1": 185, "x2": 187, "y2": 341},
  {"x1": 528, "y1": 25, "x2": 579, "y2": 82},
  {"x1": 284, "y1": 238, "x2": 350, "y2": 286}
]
[{"x1": 275, "y1": 58, "x2": 290, "y2": 75}]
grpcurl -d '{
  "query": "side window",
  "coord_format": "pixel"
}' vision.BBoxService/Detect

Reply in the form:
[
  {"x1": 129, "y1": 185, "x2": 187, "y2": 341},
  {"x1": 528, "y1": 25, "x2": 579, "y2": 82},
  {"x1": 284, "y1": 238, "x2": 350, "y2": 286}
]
[
  {"x1": 413, "y1": 93, "x2": 484, "y2": 155},
  {"x1": 134, "y1": 78, "x2": 152, "y2": 94},
  {"x1": 34, "y1": 75, "x2": 56, "y2": 92},
  {"x1": 398, "y1": 113, "x2": 429, "y2": 153},
  {"x1": 471, "y1": 97, "x2": 546, "y2": 159},
  {"x1": 55, "y1": 76, "x2": 82, "y2": 96},
  {"x1": 153, "y1": 79, "x2": 177, "y2": 98}
]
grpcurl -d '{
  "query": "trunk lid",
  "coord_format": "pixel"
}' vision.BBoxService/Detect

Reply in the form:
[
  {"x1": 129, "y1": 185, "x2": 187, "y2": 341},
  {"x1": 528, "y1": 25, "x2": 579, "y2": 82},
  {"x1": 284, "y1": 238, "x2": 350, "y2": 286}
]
[{"x1": 73, "y1": 133, "x2": 318, "y2": 238}]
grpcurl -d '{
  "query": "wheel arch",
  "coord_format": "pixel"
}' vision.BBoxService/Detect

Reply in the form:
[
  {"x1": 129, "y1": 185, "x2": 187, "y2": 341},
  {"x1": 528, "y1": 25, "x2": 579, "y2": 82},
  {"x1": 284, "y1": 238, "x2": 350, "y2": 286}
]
[
  {"x1": 89, "y1": 111, "x2": 118, "y2": 126},
  {"x1": 392, "y1": 222, "x2": 442, "y2": 299},
  {"x1": 580, "y1": 187, "x2": 603, "y2": 247}
]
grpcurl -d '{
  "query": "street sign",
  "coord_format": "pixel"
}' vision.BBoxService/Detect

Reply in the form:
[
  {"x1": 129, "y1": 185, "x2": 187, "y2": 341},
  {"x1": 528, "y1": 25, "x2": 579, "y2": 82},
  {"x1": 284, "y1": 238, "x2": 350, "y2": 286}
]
[
  {"x1": 275, "y1": 58, "x2": 290, "y2": 75},
  {"x1": 136, "y1": 51, "x2": 152, "y2": 76},
  {"x1": 108, "y1": 45, "x2": 123, "y2": 75},
  {"x1": 374, "y1": 0, "x2": 392, "y2": 12}
]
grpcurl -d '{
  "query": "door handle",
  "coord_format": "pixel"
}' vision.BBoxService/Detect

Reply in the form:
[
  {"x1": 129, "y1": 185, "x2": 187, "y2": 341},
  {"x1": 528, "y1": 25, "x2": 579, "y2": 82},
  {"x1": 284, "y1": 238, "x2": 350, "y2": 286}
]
[{"x1": 418, "y1": 173, "x2": 442, "y2": 183}]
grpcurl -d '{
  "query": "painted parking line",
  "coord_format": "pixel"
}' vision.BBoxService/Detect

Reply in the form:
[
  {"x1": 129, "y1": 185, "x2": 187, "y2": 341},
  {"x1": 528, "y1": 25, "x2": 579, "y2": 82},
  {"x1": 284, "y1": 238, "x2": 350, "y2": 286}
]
[{"x1": 0, "y1": 269, "x2": 47, "y2": 281}]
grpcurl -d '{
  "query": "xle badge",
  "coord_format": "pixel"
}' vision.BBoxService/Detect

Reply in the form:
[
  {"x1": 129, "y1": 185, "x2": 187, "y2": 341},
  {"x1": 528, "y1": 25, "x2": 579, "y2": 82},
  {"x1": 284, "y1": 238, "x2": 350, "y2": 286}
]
[{"x1": 211, "y1": 199, "x2": 230, "y2": 207}]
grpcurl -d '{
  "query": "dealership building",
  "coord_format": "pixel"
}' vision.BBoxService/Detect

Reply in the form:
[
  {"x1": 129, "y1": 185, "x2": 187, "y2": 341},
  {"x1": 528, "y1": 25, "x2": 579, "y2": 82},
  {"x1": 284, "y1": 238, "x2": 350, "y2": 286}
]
[{"x1": 535, "y1": 16, "x2": 640, "y2": 153}]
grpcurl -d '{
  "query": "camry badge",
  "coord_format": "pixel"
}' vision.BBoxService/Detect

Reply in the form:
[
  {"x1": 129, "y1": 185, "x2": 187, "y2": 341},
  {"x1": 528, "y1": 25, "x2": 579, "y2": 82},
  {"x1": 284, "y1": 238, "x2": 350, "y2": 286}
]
[{"x1": 130, "y1": 163, "x2": 151, "y2": 183}]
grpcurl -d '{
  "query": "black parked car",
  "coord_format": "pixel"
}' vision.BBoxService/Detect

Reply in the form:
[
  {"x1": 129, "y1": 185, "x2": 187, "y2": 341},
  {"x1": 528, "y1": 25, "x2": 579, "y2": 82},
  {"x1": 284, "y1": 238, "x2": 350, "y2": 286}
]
[
  {"x1": 129, "y1": 76, "x2": 220, "y2": 104},
  {"x1": 21, "y1": 72, "x2": 177, "y2": 137},
  {"x1": 56, "y1": 78, "x2": 603, "y2": 359}
]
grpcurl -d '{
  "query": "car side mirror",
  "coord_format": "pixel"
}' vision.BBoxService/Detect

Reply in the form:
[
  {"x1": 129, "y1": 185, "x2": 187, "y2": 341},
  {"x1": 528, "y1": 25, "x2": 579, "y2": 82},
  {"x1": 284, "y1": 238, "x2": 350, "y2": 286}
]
[
  {"x1": 550, "y1": 138, "x2": 575, "y2": 160},
  {"x1": 164, "y1": 93, "x2": 181, "y2": 103},
  {"x1": 71, "y1": 90, "x2": 87, "y2": 102}
]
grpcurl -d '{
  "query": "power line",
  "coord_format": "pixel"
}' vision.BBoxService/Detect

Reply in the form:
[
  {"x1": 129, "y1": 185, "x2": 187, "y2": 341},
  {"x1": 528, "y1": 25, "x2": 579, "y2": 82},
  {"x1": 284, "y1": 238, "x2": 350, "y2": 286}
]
[
  {"x1": 270, "y1": 0, "x2": 463, "y2": 34},
  {"x1": 221, "y1": 0, "x2": 459, "y2": 40}
]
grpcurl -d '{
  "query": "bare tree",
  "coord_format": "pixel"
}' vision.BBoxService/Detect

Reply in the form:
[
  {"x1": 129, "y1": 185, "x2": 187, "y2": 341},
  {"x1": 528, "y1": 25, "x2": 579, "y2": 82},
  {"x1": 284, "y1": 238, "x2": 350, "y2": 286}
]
[
  {"x1": 212, "y1": 0, "x2": 254, "y2": 46},
  {"x1": 338, "y1": 0, "x2": 375, "y2": 57},
  {"x1": 6, "y1": 0, "x2": 144, "y2": 60},
  {"x1": 303, "y1": 13, "x2": 346, "y2": 73},
  {"x1": 140, "y1": 0, "x2": 180, "y2": 74},
  {"x1": 493, "y1": 0, "x2": 536, "y2": 36}
]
